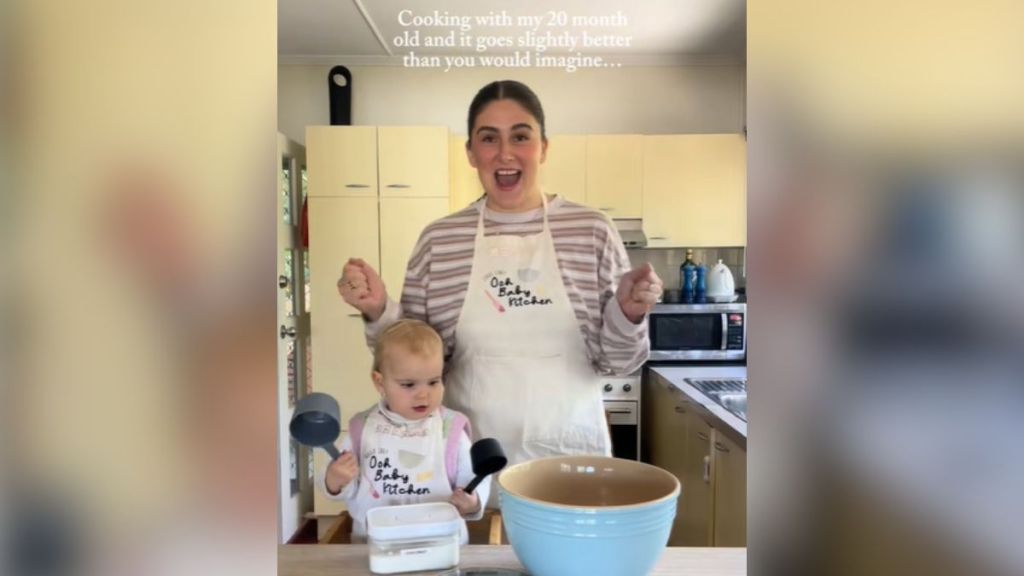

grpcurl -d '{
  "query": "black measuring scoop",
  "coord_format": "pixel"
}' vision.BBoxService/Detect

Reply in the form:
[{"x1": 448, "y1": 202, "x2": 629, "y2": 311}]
[
  {"x1": 289, "y1": 392, "x2": 343, "y2": 460},
  {"x1": 464, "y1": 438, "x2": 507, "y2": 495}
]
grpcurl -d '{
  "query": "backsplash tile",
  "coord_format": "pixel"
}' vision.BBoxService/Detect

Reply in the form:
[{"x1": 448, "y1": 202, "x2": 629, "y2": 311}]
[{"x1": 627, "y1": 247, "x2": 746, "y2": 290}]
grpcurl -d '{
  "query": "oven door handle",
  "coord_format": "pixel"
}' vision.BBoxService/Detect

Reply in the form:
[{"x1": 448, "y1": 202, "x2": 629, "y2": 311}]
[{"x1": 720, "y1": 313, "x2": 728, "y2": 351}]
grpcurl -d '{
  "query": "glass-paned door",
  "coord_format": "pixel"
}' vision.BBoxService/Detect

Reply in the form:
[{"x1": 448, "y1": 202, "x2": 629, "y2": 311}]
[{"x1": 277, "y1": 134, "x2": 313, "y2": 543}]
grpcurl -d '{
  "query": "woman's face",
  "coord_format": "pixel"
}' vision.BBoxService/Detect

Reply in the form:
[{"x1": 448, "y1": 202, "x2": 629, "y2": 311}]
[{"x1": 466, "y1": 99, "x2": 548, "y2": 212}]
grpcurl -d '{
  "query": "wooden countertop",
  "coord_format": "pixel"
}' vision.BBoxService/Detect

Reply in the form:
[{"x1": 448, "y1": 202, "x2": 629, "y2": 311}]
[{"x1": 279, "y1": 544, "x2": 746, "y2": 575}]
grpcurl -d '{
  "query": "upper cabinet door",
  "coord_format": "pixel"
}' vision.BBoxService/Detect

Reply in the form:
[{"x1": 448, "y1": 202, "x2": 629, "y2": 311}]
[
  {"x1": 306, "y1": 126, "x2": 378, "y2": 197},
  {"x1": 448, "y1": 133, "x2": 482, "y2": 213},
  {"x1": 378, "y1": 126, "x2": 449, "y2": 198},
  {"x1": 585, "y1": 135, "x2": 644, "y2": 218},
  {"x1": 541, "y1": 135, "x2": 587, "y2": 205},
  {"x1": 642, "y1": 135, "x2": 686, "y2": 247},
  {"x1": 643, "y1": 134, "x2": 746, "y2": 248}
]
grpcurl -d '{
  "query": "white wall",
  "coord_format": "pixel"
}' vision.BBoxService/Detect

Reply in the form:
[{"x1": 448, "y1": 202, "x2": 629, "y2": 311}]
[{"x1": 279, "y1": 64, "x2": 745, "y2": 144}]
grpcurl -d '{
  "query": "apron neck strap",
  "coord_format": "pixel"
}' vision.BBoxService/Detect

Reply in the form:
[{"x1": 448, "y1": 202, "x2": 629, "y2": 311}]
[{"x1": 476, "y1": 193, "x2": 550, "y2": 238}]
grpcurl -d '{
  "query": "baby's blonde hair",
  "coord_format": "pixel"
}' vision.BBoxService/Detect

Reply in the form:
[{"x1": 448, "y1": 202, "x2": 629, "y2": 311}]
[{"x1": 372, "y1": 319, "x2": 443, "y2": 373}]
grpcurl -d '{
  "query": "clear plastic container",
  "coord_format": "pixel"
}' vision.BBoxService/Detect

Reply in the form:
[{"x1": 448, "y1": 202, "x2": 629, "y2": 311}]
[{"x1": 367, "y1": 503, "x2": 461, "y2": 574}]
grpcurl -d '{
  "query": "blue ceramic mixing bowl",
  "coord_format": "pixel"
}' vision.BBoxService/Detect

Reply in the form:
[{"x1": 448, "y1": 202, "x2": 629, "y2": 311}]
[{"x1": 497, "y1": 456, "x2": 680, "y2": 576}]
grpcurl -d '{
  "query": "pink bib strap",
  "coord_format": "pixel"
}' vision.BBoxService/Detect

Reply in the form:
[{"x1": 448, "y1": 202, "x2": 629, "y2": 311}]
[
  {"x1": 443, "y1": 408, "x2": 471, "y2": 488},
  {"x1": 347, "y1": 409, "x2": 371, "y2": 457}
]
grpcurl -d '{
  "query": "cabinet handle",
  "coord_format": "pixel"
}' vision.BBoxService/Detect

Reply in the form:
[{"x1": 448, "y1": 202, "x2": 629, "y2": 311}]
[
  {"x1": 674, "y1": 406, "x2": 686, "y2": 413},
  {"x1": 714, "y1": 442, "x2": 730, "y2": 453},
  {"x1": 344, "y1": 184, "x2": 370, "y2": 188},
  {"x1": 702, "y1": 455, "x2": 711, "y2": 483},
  {"x1": 697, "y1": 432, "x2": 710, "y2": 442},
  {"x1": 598, "y1": 207, "x2": 615, "y2": 211},
  {"x1": 347, "y1": 313, "x2": 362, "y2": 318},
  {"x1": 385, "y1": 184, "x2": 412, "y2": 189},
  {"x1": 649, "y1": 236, "x2": 669, "y2": 240}
]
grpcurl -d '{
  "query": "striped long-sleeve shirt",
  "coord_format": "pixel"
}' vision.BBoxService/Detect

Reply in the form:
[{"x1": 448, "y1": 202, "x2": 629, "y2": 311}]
[{"x1": 366, "y1": 196, "x2": 649, "y2": 375}]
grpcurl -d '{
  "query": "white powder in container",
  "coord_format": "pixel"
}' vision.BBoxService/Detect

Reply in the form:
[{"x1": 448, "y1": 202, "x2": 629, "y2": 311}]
[
  {"x1": 369, "y1": 534, "x2": 460, "y2": 574},
  {"x1": 366, "y1": 503, "x2": 462, "y2": 574}
]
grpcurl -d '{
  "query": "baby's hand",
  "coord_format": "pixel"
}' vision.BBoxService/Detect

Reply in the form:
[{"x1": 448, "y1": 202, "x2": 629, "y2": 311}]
[
  {"x1": 325, "y1": 451, "x2": 359, "y2": 495},
  {"x1": 450, "y1": 488, "x2": 481, "y2": 516}
]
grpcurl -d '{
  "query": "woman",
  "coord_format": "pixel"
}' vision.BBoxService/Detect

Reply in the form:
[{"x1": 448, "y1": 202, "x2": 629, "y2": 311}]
[{"x1": 338, "y1": 80, "x2": 661, "y2": 474}]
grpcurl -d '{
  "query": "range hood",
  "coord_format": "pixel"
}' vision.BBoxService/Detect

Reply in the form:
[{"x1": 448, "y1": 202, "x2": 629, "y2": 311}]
[{"x1": 613, "y1": 218, "x2": 648, "y2": 248}]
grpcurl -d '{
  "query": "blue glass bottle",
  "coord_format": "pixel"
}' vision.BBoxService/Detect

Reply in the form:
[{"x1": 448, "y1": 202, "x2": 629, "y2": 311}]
[
  {"x1": 681, "y1": 264, "x2": 695, "y2": 303},
  {"x1": 680, "y1": 249, "x2": 697, "y2": 303},
  {"x1": 695, "y1": 265, "x2": 707, "y2": 303}
]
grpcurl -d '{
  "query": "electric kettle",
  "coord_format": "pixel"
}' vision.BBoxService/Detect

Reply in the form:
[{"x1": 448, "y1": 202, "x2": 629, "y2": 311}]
[{"x1": 706, "y1": 259, "x2": 737, "y2": 302}]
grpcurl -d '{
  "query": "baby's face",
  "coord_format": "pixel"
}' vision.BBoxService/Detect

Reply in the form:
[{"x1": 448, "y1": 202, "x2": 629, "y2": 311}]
[{"x1": 373, "y1": 350, "x2": 444, "y2": 421}]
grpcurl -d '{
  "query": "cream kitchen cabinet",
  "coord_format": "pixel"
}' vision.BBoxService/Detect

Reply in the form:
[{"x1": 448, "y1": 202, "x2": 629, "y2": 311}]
[
  {"x1": 644, "y1": 373, "x2": 687, "y2": 476},
  {"x1": 306, "y1": 126, "x2": 450, "y2": 516},
  {"x1": 306, "y1": 126, "x2": 378, "y2": 197},
  {"x1": 448, "y1": 134, "x2": 482, "y2": 212},
  {"x1": 645, "y1": 372, "x2": 747, "y2": 547},
  {"x1": 541, "y1": 135, "x2": 587, "y2": 204},
  {"x1": 307, "y1": 126, "x2": 449, "y2": 199},
  {"x1": 679, "y1": 408, "x2": 715, "y2": 546},
  {"x1": 642, "y1": 134, "x2": 746, "y2": 248},
  {"x1": 378, "y1": 126, "x2": 449, "y2": 198},
  {"x1": 712, "y1": 430, "x2": 747, "y2": 546},
  {"x1": 646, "y1": 388, "x2": 713, "y2": 547},
  {"x1": 307, "y1": 195, "x2": 447, "y2": 516},
  {"x1": 644, "y1": 375, "x2": 706, "y2": 547},
  {"x1": 308, "y1": 196, "x2": 378, "y2": 515},
  {"x1": 585, "y1": 135, "x2": 644, "y2": 218},
  {"x1": 379, "y1": 197, "x2": 450, "y2": 296}
]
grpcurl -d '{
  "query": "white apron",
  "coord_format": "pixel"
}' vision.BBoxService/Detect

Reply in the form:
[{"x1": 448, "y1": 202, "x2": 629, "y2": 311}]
[
  {"x1": 445, "y1": 196, "x2": 610, "y2": 505},
  {"x1": 348, "y1": 404, "x2": 458, "y2": 540}
]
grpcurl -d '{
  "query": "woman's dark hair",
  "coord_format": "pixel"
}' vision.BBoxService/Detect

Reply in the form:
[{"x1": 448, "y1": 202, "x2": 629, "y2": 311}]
[{"x1": 466, "y1": 80, "x2": 547, "y2": 145}]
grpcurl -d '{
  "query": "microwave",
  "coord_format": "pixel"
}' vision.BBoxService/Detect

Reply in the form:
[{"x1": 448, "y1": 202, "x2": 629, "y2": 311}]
[{"x1": 647, "y1": 302, "x2": 746, "y2": 361}]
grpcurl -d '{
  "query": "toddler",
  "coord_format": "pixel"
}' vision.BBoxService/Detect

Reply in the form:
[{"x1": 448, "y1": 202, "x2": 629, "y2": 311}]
[{"x1": 320, "y1": 319, "x2": 488, "y2": 541}]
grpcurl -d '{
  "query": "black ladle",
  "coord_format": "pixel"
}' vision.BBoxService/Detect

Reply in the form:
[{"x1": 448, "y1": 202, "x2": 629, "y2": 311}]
[
  {"x1": 464, "y1": 438, "x2": 507, "y2": 494},
  {"x1": 289, "y1": 392, "x2": 343, "y2": 460}
]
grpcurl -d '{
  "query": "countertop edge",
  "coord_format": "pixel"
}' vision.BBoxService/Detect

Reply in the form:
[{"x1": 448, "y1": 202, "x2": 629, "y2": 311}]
[
  {"x1": 649, "y1": 366, "x2": 748, "y2": 448},
  {"x1": 279, "y1": 544, "x2": 747, "y2": 576}
]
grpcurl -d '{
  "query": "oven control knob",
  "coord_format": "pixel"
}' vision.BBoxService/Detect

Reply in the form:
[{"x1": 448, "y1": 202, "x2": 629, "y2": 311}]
[
  {"x1": 604, "y1": 384, "x2": 613, "y2": 392},
  {"x1": 623, "y1": 384, "x2": 633, "y2": 392}
]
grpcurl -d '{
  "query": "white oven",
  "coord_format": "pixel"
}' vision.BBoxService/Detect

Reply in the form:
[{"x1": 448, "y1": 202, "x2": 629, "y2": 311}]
[{"x1": 602, "y1": 373, "x2": 641, "y2": 460}]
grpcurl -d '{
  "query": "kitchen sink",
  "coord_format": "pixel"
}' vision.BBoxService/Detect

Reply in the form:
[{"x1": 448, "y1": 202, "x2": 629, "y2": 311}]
[
  {"x1": 687, "y1": 378, "x2": 745, "y2": 395},
  {"x1": 717, "y1": 393, "x2": 747, "y2": 421},
  {"x1": 684, "y1": 378, "x2": 747, "y2": 421}
]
